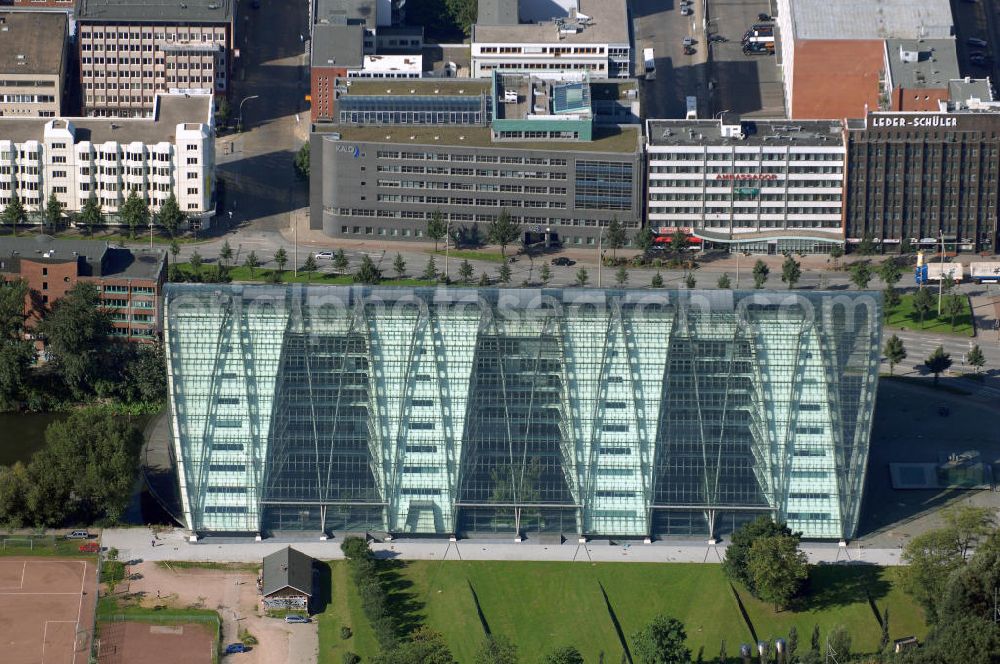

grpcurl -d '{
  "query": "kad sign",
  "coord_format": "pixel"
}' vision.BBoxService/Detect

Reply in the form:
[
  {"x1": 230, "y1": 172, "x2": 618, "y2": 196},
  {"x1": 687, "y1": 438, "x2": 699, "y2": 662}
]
[
  {"x1": 714, "y1": 173, "x2": 778, "y2": 181},
  {"x1": 870, "y1": 115, "x2": 958, "y2": 128}
]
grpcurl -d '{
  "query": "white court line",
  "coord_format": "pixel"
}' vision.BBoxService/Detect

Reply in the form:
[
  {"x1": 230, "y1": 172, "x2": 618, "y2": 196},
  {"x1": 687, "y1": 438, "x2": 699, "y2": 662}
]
[
  {"x1": 0, "y1": 561, "x2": 27, "y2": 590},
  {"x1": 73, "y1": 561, "x2": 87, "y2": 664},
  {"x1": 41, "y1": 620, "x2": 78, "y2": 664}
]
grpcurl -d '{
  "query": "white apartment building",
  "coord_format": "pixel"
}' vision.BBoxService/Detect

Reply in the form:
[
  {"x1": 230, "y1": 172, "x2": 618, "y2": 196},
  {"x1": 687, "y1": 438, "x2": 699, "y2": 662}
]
[
  {"x1": 646, "y1": 118, "x2": 847, "y2": 254},
  {"x1": 77, "y1": 0, "x2": 234, "y2": 117},
  {"x1": 0, "y1": 93, "x2": 215, "y2": 228},
  {"x1": 471, "y1": 0, "x2": 631, "y2": 79}
]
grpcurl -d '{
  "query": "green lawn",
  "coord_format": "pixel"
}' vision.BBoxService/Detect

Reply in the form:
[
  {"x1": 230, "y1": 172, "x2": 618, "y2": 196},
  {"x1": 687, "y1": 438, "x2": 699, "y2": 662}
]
[
  {"x1": 315, "y1": 560, "x2": 925, "y2": 663},
  {"x1": 885, "y1": 292, "x2": 974, "y2": 336},
  {"x1": 171, "y1": 262, "x2": 437, "y2": 286},
  {"x1": 0, "y1": 534, "x2": 98, "y2": 558}
]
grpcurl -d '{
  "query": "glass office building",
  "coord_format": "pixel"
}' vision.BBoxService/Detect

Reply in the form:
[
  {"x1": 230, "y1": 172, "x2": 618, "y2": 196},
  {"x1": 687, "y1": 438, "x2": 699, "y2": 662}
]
[{"x1": 165, "y1": 285, "x2": 881, "y2": 540}]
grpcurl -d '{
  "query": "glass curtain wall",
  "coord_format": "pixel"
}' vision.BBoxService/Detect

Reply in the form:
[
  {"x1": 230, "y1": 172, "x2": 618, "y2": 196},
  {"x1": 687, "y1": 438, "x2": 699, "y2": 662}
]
[{"x1": 165, "y1": 286, "x2": 880, "y2": 540}]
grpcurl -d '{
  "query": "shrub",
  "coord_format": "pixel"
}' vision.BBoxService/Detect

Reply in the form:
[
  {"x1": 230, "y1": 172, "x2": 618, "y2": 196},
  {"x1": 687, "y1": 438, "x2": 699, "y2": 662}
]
[
  {"x1": 342, "y1": 652, "x2": 361, "y2": 664},
  {"x1": 341, "y1": 625, "x2": 353, "y2": 640}
]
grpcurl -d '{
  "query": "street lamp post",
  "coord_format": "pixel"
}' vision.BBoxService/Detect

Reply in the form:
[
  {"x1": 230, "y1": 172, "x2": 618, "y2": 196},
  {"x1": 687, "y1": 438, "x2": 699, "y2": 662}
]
[
  {"x1": 444, "y1": 218, "x2": 452, "y2": 282},
  {"x1": 597, "y1": 229, "x2": 605, "y2": 287},
  {"x1": 238, "y1": 95, "x2": 259, "y2": 133},
  {"x1": 937, "y1": 228, "x2": 945, "y2": 315}
]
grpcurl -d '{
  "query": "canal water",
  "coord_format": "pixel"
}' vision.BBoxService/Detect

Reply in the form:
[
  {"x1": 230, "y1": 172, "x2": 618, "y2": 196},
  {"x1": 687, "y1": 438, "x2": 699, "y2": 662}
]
[{"x1": 0, "y1": 411, "x2": 68, "y2": 466}]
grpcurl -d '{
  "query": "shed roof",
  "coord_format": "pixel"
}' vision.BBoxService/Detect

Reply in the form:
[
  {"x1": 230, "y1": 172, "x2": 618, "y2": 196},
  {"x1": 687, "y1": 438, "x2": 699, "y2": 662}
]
[{"x1": 262, "y1": 547, "x2": 314, "y2": 598}]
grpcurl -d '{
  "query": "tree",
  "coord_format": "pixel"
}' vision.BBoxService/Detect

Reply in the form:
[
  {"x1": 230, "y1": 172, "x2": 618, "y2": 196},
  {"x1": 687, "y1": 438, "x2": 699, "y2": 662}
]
[
  {"x1": 294, "y1": 142, "x2": 310, "y2": 179},
  {"x1": 669, "y1": 230, "x2": 688, "y2": 258},
  {"x1": 214, "y1": 96, "x2": 230, "y2": 126},
  {"x1": 427, "y1": 210, "x2": 447, "y2": 253},
  {"x1": 883, "y1": 285, "x2": 901, "y2": 311},
  {"x1": 543, "y1": 646, "x2": 584, "y2": 664},
  {"x1": 475, "y1": 635, "x2": 518, "y2": 664},
  {"x1": 945, "y1": 293, "x2": 965, "y2": 330},
  {"x1": 44, "y1": 192, "x2": 64, "y2": 233},
  {"x1": 119, "y1": 188, "x2": 150, "y2": 240},
  {"x1": 879, "y1": 607, "x2": 890, "y2": 652},
  {"x1": 829, "y1": 244, "x2": 844, "y2": 268},
  {"x1": 631, "y1": 615, "x2": 691, "y2": 664},
  {"x1": 723, "y1": 516, "x2": 797, "y2": 593},
  {"x1": 393, "y1": 253, "x2": 407, "y2": 279},
  {"x1": 273, "y1": 247, "x2": 288, "y2": 278},
  {"x1": 925, "y1": 345, "x2": 952, "y2": 385},
  {"x1": 487, "y1": 210, "x2": 521, "y2": 260},
  {"x1": 966, "y1": 344, "x2": 985, "y2": 374},
  {"x1": 810, "y1": 624, "x2": 821, "y2": 654},
  {"x1": 752, "y1": 260, "x2": 769, "y2": 289},
  {"x1": 857, "y1": 231, "x2": 877, "y2": 255},
  {"x1": 878, "y1": 259, "x2": 902, "y2": 287},
  {"x1": 422, "y1": 256, "x2": 439, "y2": 282},
  {"x1": 606, "y1": 216, "x2": 626, "y2": 261},
  {"x1": 939, "y1": 528, "x2": 1000, "y2": 625},
  {"x1": 539, "y1": 264, "x2": 552, "y2": 286},
  {"x1": 243, "y1": 251, "x2": 260, "y2": 280},
  {"x1": 455, "y1": 259, "x2": 475, "y2": 285},
  {"x1": 575, "y1": 267, "x2": 589, "y2": 287},
  {"x1": 478, "y1": 272, "x2": 490, "y2": 287},
  {"x1": 497, "y1": 263, "x2": 512, "y2": 285},
  {"x1": 354, "y1": 255, "x2": 383, "y2": 285},
  {"x1": 302, "y1": 253, "x2": 318, "y2": 283},
  {"x1": 372, "y1": 627, "x2": 457, "y2": 664},
  {"x1": 189, "y1": 250, "x2": 203, "y2": 281},
  {"x1": 77, "y1": 194, "x2": 103, "y2": 235},
  {"x1": 747, "y1": 534, "x2": 809, "y2": 610},
  {"x1": 635, "y1": 226, "x2": 654, "y2": 252},
  {"x1": 651, "y1": 271, "x2": 664, "y2": 288},
  {"x1": 780, "y1": 254, "x2": 801, "y2": 289},
  {"x1": 334, "y1": 249, "x2": 350, "y2": 274},
  {"x1": 121, "y1": 343, "x2": 167, "y2": 405},
  {"x1": 941, "y1": 274, "x2": 955, "y2": 295},
  {"x1": 1, "y1": 192, "x2": 27, "y2": 235},
  {"x1": 157, "y1": 193, "x2": 185, "y2": 237},
  {"x1": 0, "y1": 280, "x2": 34, "y2": 410},
  {"x1": 913, "y1": 286, "x2": 934, "y2": 328},
  {"x1": 615, "y1": 265, "x2": 629, "y2": 286},
  {"x1": 897, "y1": 615, "x2": 1000, "y2": 664},
  {"x1": 36, "y1": 283, "x2": 111, "y2": 398},
  {"x1": 900, "y1": 237, "x2": 914, "y2": 254},
  {"x1": 944, "y1": 504, "x2": 995, "y2": 561},
  {"x1": 717, "y1": 273, "x2": 731, "y2": 289},
  {"x1": 444, "y1": 0, "x2": 477, "y2": 36},
  {"x1": 219, "y1": 240, "x2": 234, "y2": 268},
  {"x1": 684, "y1": 272, "x2": 696, "y2": 289},
  {"x1": 787, "y1": 626, "x2": 798, "y2": 662},
  {"x1": 883, "y1": 334, "x2": 907, "y2": 375},
  {"x1": 849, "y1": 261, "x2": 873, "y2": 289},
  {"x1": 826, "y1": 625, "x2": 851, "y2": 661}
]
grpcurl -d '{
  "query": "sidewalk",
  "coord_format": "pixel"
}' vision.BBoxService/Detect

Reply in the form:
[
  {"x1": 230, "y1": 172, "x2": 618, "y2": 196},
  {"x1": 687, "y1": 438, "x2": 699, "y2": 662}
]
[{"x1": 103, "y1": 527, "x2": 903, "y2": 566}]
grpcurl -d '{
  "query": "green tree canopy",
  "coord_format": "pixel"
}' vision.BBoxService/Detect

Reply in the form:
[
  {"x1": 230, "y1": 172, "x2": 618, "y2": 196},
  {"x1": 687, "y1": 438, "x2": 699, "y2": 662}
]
[
  {"x1": 294, "y1": 142, "x2": 310, "y2": 179},
  {"x1": 393, "y1": 253, "x2": 407, "y2": 279},
  {"x1": 119, "y1": 188, "x2": 150, "y2": 240},
  {"x1": 857, "y1": 232, "x2": 877, "y2": 255},
  {"x1": 717, "y1": 273, "x2": 731, "y2": 289},
  {"x1": 747, "y1": 534, "x2": 809, "y2": 610},
  {"x1": 912, "y1": 287, "x2": 934, "y2": 327},
  {"x1": 1, "y1": 192, "x2": 27, "y2": 235},
  {"x1": 334, "y1": 248, "x2": 350, "y2": 273},
  {"x1": 684, "y1": 272, "x2": 696, "y2": 289},
  {"x1": 924, "y1": 345, "x2": 952, "y2": 385},
  {"x1": 459, "y1": 259, "x2": 475, "y2": 284},
  {"x1": 78, "y1": 194, "x2": 103, "y2": 234},
  {"x1": 497, "y1": 262, "x2": 512, "y2": 285},
  {"x1": 651, "y1": 271, "x2": 664, "y2": 288},
  {"x1": 44, "y1": 192, "x2": 64, "y2": 233},
  {"x1": 475, "y1": 635, "x2": 518, "y2": 664},
  {"x1": 539, "y1": 263, "x2": 551, "y2": 286},
  {"x1": 37, "y1": 282, "x2": 112, "y2": 398},
  {"x1": 781, "y1": 254, "x2": 802, "y2": 289},
  {"x1": 219, "y1": 240, "x2": 234, "y2": 267},
  {"x1": 883, "y1": 334, "x2": 907, "y2": 375},
  {"x1": 157, "y1": 193, "x2": 185, "y2": 237},
  {"x1": 723, "y1": 516, "x2": 797, "y2": 593},
  {"x1": 605, "y1": 216, "x2": 626, "y2": 260},
  {"x1": 849, "y1": 261, "x2": 873, "y2": 289},
  {"x1": 274, "y1": 247, "x2": 288, "y2": 275},
  {"x1": 877, "y1": 259, "x2": 902, "y2": 286},
  {"x1": 354, "y1": 254, "x2": 383, "y2": 285},
  {"x1": 752, "y1": 260, "x2": 769, "y2": 289},
  {"x1": 575, "y1": 267, "x2": 589, "y2": 287},
  {"x1": 0, "y1": 280, "x2": 34, "y2": 409},
  {"x1": 635, "y1": 226, "x2": 654, "y2": 252},
  {"x1": 487, "y1": 210, "x2": 521, "y2": 259},
  {"x1": 422, "y1": 256, "x2": 439, "y2": 282},
  {"x1": 966, "y1": 344, "x2": 986, "y2": 374},
  {"x1": 945, "y1": 293, "x2": 965, "y2": 330},
  {"x1": 615, "y1": 265, "x2": 629, "y2": 286},
  {"x1": 543, "y1": 646, "x2": 584, "y2": 664},
  {"x1": 243, "y1": 251, "x2": 260, "y2": 279},
  {"x1": 631, "y1": 615, "x2": 691, "y2": 664},
  {"x1": 427, "y1": 210, "x2": 448, "y2": 252},
  {"x1": 372, "y1": 628, "x2": 457, "y2": 664}
]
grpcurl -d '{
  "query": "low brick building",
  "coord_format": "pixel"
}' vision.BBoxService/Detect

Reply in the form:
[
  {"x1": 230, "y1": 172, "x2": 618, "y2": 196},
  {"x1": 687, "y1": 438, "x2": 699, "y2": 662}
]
[{"x1": 0, "y1": 235, "x2": 166, "y2": 341}]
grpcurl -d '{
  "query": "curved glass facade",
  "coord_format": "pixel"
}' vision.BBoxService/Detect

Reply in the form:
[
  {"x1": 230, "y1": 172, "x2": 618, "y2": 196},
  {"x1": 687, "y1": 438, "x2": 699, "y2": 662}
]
[{"x1": 165, "y1": 285, "x2": 880, "y2": 540}]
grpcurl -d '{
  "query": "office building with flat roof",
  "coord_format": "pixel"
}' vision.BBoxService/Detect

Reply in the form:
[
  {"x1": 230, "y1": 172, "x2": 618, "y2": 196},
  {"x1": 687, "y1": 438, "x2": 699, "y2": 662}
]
[
  {"x1": 0, "y1": 11, "x2": 68, "y2": 118},
  {"x1": 311, "y1": 75, "x2": 643, "y2": 246},
  {"x1": 646, "y1": 117, "x2": 847, "y2": 254},
  {"x1": 77, "y1": 0, "x2": 234, "y2": 117},
  {"x1": 0, "y1": 92, "x2": 216, "y2": 228},
  {"x1": 844, "y1": 110, "x2": 1000, "y2": 253},
  {"x1": 0, "y1": 235, "x2": 166, "y2": 341},
  {"x1": 165, "y1": 285, "x2": 881, "y2": 541},
  {"x1": 472, "y1": 0, "x2": 631, "y2": 79}
]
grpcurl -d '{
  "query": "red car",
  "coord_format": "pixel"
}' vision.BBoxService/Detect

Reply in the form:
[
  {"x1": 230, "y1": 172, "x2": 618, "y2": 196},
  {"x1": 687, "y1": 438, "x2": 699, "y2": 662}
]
[{"x1": 79, "y1": 542, "x2": 100, "y2": 553}]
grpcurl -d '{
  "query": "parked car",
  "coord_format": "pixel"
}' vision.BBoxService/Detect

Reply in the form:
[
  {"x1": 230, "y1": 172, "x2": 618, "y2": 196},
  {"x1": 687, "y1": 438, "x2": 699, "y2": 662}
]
[
  {"x1": 680, "y1": 6, "x2": 692, "y2": 15},
  {"x1": 682, "y1": 37, "x2": 696, "y2": 47},
  {"x1": 709, "y1": 34, "x2": 727, "y2": 43},
  {"x1": 967, "y1": 37, "x2": 988, "y2": 47},
  {"x1": 66, "y1": 530, "x2": 90, "y2": 540},
  {"x1": 551, "y1": 257, "x2": 575, "y2": 266},
  {"x1": 285, "y1": 615, "x2": 311, "y2": 624},
  {"x1": 757, "y1": 13, "x2": 772, "y2": 21},
  {"x1": 224, "y1": 643, "x2": 247, "y2": 654},
  {"x1": 315, "y1": 251, "x2": 334, "y2": 260},
  {"x1": 684, "y1": 45, "x2": 696, "y2": 55},
  {"x1": 79, "y1": 542, "x2": 100, "y2": 553},
  {"x1": 971, "y1": 53, "x2": 992, "y2": 65}
]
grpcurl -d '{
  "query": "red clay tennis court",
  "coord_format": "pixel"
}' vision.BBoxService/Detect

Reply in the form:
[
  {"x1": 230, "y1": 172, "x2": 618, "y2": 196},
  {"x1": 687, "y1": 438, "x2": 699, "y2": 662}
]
[{"x1": 0, "y1": 557, "x2": 97, "y2": 664}]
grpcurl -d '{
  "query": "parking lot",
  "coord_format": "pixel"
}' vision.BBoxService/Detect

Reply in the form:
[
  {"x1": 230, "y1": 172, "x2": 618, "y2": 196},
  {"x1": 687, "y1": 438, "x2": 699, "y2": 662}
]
[
  {"x1": 952, "y1": 0, "x2": 1000, "y2": 86},
  {"x1": 630, "y1": 0, "x2": 786, "y2": 120}
]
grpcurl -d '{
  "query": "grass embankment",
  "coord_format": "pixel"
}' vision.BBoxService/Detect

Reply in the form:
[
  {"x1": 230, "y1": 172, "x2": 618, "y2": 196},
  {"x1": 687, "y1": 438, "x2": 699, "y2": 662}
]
[
  {"x1": 432, "y1": 249, "x2": 507, "y2": 264},
  {"x1": 885, "y1": 292, "x2": 974, "y2": 336},
  {"x1": 171, "y1": 262, "x2": 438, "y2": 286},
  {"x1": 0, "y1": 535, "x2": 99, "y2": 558},
  {"x1": 316, "y1": 560, "x2": 925, "y2": 663},
  {"x1": 154, "y1": 560, "x2": 259, "y2": 573}
]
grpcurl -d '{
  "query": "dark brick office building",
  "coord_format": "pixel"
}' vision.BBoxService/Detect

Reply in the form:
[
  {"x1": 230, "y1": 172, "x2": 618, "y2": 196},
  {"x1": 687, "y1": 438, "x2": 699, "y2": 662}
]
[{"x1": 844, "y1": 111, "x2": 1000, "y2": 253}]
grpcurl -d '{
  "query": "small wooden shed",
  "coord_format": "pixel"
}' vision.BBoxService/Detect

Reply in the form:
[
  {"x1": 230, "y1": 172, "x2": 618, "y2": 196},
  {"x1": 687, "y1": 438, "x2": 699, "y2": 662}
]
[{"x1": 261, "y1": 546, "x2": 314, "y2": 611}]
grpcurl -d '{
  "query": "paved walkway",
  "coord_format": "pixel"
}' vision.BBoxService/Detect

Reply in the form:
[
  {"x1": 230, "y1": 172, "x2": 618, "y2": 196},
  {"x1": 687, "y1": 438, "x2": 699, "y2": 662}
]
[{"x1": 103, "y1": 527, "x2": 903, "y2": 566}]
